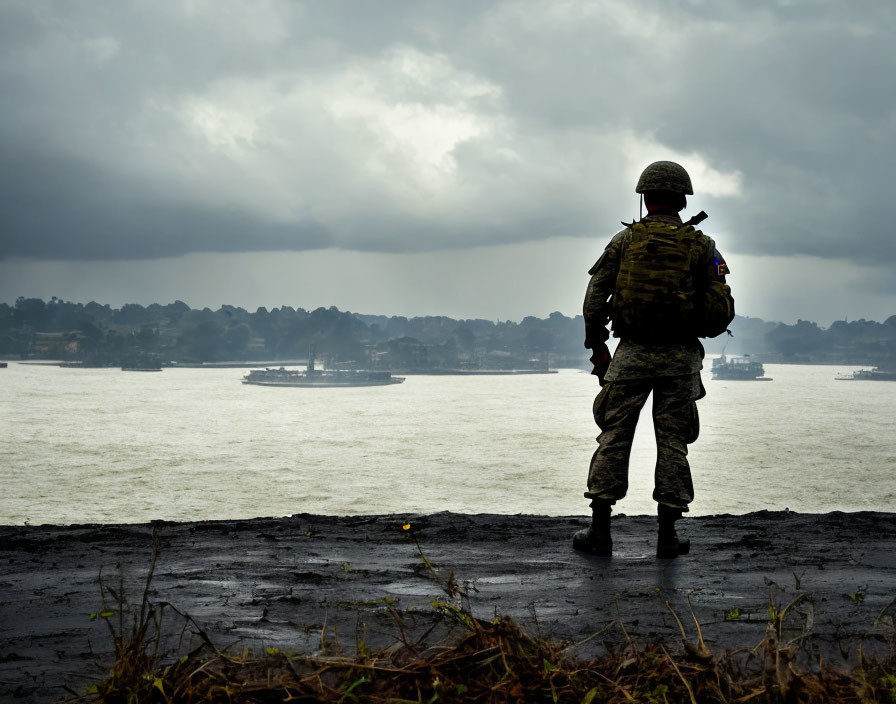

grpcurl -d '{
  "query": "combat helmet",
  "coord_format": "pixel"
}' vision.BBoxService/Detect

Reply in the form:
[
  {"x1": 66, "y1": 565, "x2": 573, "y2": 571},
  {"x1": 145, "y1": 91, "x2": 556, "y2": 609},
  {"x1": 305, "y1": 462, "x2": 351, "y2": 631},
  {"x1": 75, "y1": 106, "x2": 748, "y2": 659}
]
[{"x1": 635, "y1": 161, "x2": 693, "y2": 195}]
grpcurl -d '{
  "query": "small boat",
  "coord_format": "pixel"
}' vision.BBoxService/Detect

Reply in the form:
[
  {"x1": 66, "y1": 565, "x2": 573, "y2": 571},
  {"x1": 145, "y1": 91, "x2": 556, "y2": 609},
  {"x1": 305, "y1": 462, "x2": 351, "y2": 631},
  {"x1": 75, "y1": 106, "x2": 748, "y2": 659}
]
[
  {"x1": 711, "y1": 354, "x2": 772, "y2": 381},
  {"x1": 835, "y1": 367, "x2": 896, "y2": 381}
]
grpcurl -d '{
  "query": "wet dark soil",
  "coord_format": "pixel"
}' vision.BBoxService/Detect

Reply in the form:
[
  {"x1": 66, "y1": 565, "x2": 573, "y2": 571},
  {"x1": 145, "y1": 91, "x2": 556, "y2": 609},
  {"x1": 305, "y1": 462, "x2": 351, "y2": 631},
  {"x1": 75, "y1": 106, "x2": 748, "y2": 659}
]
[{"x1": 1, "y1": 510, "x2": 894, "y2": 702}]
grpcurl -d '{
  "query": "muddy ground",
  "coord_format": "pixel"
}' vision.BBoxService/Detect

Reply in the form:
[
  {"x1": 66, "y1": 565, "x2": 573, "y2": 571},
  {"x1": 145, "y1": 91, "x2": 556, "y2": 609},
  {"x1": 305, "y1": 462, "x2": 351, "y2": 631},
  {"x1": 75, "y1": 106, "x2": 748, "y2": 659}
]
[{"x1": 1, "y1": 510, "x2": 894, "y2": 702}]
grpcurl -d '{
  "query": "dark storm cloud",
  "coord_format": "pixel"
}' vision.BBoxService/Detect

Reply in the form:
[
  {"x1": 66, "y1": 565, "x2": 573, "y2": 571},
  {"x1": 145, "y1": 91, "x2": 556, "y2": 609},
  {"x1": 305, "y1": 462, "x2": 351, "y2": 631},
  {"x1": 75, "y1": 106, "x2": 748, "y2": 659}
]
[
  {"x1": 1, "y1": 145, "x2": 331, "y2": 258},
  {"x1": 1, "y1": 0, "x2": 894, "y2": 265}
]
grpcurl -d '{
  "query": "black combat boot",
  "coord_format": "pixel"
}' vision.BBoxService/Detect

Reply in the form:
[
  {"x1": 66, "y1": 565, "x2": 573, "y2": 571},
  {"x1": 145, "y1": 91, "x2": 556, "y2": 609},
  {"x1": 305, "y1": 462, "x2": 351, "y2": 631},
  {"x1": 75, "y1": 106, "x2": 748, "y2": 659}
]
[
  {"x1": 573, "y1": 499, "x2": 612, "y2": 556},
  {"x1": 657, "y1": 503, "x2": 690, "y2": 559}
]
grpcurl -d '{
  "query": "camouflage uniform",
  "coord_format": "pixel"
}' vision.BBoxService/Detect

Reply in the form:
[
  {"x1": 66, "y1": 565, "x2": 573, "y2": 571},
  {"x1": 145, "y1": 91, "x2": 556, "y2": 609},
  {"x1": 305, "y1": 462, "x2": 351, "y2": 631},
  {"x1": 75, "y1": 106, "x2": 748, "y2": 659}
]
[{"x1": 583, "y1": 212, "x2": 729, "y2": 510}]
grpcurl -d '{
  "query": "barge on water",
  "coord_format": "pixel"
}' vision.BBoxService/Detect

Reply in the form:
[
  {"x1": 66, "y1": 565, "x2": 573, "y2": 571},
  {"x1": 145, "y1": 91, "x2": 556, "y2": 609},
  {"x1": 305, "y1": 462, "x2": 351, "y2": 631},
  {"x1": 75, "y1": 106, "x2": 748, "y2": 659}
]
[
  {"x1": 242, "y1": 350, "x2": 403, "y2": 388},
  {"x1": 711, "y1": 354, "x2": 772, "y2": 381}
]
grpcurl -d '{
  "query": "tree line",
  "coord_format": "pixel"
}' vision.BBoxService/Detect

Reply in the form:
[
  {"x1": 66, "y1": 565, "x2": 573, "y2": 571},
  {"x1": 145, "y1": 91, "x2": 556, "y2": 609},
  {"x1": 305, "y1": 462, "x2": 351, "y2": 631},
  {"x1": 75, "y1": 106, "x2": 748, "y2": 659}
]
[
  {"x1": 1, "y1": 297, "x2": 893, "y2": 368},
  {"x1": 0, "y1": 297, "x2": 588, "y2": 370}
]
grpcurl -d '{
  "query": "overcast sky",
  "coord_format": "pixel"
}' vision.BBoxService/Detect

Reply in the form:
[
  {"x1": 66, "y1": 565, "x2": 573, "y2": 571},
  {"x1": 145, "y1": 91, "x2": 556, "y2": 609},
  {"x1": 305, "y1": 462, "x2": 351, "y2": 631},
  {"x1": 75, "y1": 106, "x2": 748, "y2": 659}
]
[{"x1": 2, "y1": 1, "x2": 894, "y2": 325}]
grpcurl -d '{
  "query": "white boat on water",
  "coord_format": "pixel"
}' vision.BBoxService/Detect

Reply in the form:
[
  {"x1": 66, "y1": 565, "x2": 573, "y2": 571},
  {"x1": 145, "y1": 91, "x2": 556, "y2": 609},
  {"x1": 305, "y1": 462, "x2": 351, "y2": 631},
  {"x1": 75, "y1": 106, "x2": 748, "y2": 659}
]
[{"x1": 835, "y1": 367, "x2": 896, "y2": 381}]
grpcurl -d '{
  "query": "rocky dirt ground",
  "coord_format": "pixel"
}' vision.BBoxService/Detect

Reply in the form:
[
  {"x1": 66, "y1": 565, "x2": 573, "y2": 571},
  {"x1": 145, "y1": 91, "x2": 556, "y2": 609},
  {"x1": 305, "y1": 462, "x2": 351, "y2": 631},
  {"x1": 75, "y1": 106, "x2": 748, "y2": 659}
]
[{"x1": 1, "y1": 510, "x2": 894, "y2": 702}]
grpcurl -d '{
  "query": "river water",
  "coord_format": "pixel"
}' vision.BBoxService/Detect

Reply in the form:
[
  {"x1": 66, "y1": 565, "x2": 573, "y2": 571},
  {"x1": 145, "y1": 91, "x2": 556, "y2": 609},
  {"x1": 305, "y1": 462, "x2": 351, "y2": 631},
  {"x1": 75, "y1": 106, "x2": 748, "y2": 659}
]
[{"x1": 1, "y1": 361, "x2": 894, "y2": 525}]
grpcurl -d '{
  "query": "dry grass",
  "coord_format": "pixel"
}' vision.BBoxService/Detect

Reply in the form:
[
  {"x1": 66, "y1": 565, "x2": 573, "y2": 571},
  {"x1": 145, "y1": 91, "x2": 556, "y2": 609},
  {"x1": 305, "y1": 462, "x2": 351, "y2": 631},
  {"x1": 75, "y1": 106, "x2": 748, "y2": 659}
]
[{"x1": 69, "y1": 531, "x2": 896, "y2": 704}]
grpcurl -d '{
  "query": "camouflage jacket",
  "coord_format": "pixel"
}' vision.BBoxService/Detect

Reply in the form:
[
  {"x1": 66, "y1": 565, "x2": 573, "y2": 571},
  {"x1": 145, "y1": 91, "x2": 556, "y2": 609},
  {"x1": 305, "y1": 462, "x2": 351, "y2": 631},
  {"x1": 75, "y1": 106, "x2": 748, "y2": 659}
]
[{"x1": 583, "y1": 212, "x2": 732, "y2": 381}]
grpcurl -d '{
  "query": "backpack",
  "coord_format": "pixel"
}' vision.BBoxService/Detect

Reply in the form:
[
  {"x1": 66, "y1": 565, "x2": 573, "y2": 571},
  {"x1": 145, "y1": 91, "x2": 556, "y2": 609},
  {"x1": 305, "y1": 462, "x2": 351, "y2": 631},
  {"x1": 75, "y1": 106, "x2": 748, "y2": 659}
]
[{"x1": 612, "y1": 221, "x2": 703, "y2": 343}]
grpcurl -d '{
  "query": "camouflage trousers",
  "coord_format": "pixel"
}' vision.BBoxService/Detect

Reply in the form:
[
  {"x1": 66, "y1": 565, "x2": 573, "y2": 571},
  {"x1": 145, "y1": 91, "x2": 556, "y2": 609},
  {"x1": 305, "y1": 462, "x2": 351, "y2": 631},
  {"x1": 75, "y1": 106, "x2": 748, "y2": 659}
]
[{"x1": 585, "y1": 373, "x2": 705, "y2": 509}]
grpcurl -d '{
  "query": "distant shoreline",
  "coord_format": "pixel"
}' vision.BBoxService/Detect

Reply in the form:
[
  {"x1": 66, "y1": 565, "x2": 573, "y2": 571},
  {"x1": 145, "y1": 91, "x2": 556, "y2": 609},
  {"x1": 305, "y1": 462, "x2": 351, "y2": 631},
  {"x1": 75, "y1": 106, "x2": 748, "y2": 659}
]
[
  {"x1": 9, "y1": 359, "x2": 559, "y2": 373},
  {"x1": 8, "y1": 357, "x2": 889, "y2": 369}
]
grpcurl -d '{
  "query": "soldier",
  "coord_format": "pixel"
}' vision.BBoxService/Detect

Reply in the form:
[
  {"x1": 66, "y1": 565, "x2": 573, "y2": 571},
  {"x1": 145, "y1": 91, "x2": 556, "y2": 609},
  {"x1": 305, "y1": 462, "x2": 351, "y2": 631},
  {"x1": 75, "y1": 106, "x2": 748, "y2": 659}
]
[{"x1": 573, "y1": 161, "x2": 734, "y2": 559}]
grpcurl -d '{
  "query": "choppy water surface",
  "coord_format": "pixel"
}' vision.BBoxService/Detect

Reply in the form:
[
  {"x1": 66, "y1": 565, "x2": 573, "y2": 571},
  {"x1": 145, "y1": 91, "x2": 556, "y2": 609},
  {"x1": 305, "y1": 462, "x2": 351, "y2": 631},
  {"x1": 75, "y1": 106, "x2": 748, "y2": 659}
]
[{"x1": 1, "y1": 362, "x2": 894, "y2": 524}]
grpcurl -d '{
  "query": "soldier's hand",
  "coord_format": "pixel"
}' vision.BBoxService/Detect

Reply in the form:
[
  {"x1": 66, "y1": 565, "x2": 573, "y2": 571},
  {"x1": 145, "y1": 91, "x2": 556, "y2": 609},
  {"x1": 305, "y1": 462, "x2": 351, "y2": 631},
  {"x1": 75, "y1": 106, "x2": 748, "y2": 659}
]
[{"x1": 589, "y1": 342, "x2": 611, "y2": 385}]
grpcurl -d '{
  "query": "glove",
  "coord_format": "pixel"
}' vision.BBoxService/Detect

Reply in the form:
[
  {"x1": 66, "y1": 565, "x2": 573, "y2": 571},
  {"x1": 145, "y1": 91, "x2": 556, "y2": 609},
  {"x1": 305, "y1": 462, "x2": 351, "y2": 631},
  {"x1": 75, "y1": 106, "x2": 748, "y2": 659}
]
[{"x1": 589, "y1": 342, "x2": 611, "y2": 385}]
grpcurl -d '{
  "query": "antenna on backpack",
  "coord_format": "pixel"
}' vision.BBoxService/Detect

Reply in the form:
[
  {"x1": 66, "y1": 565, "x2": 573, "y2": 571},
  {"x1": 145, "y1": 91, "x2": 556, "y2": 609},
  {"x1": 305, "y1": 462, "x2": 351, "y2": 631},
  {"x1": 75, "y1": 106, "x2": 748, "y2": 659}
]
[{"x1": 684, "y1": 210, "x2": 708, "y2": 227}]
